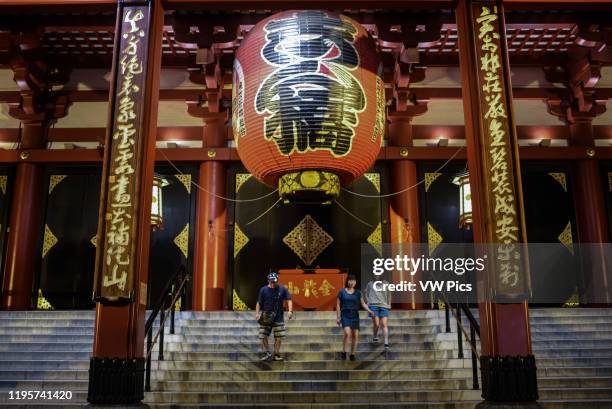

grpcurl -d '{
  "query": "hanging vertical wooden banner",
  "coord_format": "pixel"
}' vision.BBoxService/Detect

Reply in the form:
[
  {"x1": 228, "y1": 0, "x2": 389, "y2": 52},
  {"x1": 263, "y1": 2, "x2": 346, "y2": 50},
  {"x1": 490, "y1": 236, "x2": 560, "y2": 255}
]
[
  {"x1": 470, "y1": 2, "x2": 529, "y2": 301},
  {"x1": 93, "y1": 0, "x2": 152, "y2": 304}
]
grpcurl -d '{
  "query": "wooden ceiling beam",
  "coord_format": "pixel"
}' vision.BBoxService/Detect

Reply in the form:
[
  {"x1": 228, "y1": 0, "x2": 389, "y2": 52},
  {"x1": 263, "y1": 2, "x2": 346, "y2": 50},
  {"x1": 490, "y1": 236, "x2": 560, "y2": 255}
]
[
  {"x1": 1, "y1": 145, "x2": 611, "y2": 164},
  {"x1": 3, "y1": 87, "x2": 611, "y2": 105}
]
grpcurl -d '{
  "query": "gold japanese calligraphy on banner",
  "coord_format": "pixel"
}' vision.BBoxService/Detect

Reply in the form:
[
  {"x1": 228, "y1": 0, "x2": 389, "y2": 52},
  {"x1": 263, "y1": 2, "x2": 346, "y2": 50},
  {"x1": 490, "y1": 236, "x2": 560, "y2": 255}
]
[
  {"x1": 93, "y1": 4, "x2": 151, "y2": 304},
  {"x1": 474, "y1": 4, "x2": 526, "y2": 299}
]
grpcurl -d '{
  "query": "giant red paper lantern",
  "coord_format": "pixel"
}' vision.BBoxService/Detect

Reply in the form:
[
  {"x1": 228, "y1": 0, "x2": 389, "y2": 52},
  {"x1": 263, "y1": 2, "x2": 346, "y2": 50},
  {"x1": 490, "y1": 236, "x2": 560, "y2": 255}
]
[{"x1": 233, "y1": 10, "x2": 385, "y2": 202}]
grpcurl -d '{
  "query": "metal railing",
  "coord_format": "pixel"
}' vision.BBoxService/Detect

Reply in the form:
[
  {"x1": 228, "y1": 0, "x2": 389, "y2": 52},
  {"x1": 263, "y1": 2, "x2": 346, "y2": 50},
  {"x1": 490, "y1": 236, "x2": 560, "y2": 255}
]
[
  {"x1": 144, "y1": 265, "x2": 188, "y2": 392},
  {"x1": 444, "y1": 302, "x2": 481, "y2": 390}
]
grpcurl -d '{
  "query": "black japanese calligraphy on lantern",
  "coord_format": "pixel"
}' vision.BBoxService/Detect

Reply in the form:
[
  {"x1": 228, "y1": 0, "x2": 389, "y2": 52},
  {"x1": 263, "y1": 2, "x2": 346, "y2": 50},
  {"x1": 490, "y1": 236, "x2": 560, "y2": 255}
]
[{"x1": 255, "y1": 11, "x2": 366, "y2": 156}]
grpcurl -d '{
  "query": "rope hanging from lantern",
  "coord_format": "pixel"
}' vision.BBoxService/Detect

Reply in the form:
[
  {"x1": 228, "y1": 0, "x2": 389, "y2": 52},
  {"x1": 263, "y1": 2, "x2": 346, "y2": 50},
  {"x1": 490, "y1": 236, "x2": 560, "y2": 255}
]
[
  {"x1": 341, "y1": 146, "x2": 465, "y2": 199},
  {"x1": 333, "y1": 199, "x2": 374, "y2": 228},
  {"x1": 245, "y1": 197, "x2": 283, "y2": 226},
  {"x1": 157, "y1": 148, "x2": 279, "y2": 203}
]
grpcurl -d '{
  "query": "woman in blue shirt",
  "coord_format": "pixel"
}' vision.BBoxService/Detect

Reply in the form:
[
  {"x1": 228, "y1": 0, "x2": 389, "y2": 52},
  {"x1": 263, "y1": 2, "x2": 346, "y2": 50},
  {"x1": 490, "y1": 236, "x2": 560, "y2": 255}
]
[{"x1": 336, "y1": 274, "x2": 373, "y2": 360}]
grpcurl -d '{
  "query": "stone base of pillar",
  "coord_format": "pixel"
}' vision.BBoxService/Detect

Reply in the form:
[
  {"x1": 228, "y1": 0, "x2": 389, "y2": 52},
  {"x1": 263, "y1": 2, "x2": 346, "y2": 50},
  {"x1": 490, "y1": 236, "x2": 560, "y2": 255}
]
[
  {"x1": 480, "y1": 355, "x2": 538, "y2": 402},
  {"x1": 87, "y1": 357, "x2": 145, "y2": 404}
]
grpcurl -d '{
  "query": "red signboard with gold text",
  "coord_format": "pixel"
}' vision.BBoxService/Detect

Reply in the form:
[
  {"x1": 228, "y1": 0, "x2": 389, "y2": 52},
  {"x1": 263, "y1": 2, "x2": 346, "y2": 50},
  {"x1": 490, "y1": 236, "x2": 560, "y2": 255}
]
[{"x1": 279, "y1": 272, "x2": 347, "y2": 311}]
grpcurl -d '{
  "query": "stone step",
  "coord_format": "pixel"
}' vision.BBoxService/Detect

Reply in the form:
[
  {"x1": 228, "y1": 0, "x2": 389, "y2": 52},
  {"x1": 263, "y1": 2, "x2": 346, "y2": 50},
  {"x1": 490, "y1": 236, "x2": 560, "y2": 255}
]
[
  {"x1": 146, "y1": 378, "x2": 612, "y2": 392},
  {"x1": 0, "y1": 378, "x2": 472, "y2": 392},
  {"x1": 147, "y1": 356, "x2": 612, "y2": 371},
  {"x1": 1, "y1": 368, "x2": 474, "y2": 381},
  {"x1": 534, "y1": 348, "x2": 612, "y2": 358},
  {"x1": 152, "y1": 332, "x2": 612, "y2": 345},
  {"x1": 0, "y1": 311, "x2": 96, "y2": 318},
  {"x1": 0, "y1": 319, "x2": 95, "y2": 327},
  {"x1": 151, "y1": 342, "x2": 458, "y2": 353},
  {"x1": 0, "y1": 361, "x2": 90, "y2": 370},
  {"x1": 0, "y1": 333, "x2": 445, "y2": 345},
  {"x1": 3, "y1": 368, "x2": 612, "y2": 384},
  {"x1": 0, "y1": 308, "x2": 608, "y2": 319},
  {"x1": 0, "y1": 400, "x2": 612, "y2": 409},
  {"x1": 174, "y1": 318, "x2": 447, "y2": 327},
  {"x1": 138, "y1": 389, "x2": 484, "y2": 404},
  {"x1": 538, "y1": 377, "x2": 612, "y2": 388},
  {"x1": 177, "y1": 326, "x2": 443, "y2": 336},
  {"x1": 532, "y1": 341, "x2": 612, "y2": 350},
  {"x1": 163, "y1": 350, "x2": 460, "y2": 361},
  {"x1": 537, "y1": 402, "x2": 612, "y2": 409},
  {"x1": 159, "y1": 348, "x2": 612, "y2": 360},
  {"x1": 0, "y1": 390, "x2": 482, "y2": 405},
  {"x1": 0, "y1": 380, "x2": 86, "y2": 390},
  {"x1": 151, "y1": 379, "x2": 474, "y2": 392},
  {"x1": 152, "y1": 359, "x2": 472, "y2": 371},
  {"x1": 176, "y1": 311, "x2": 445, "y2": 319},
  {"x1": 539, "y1": 388, "x2": 612, "y2": 400},
  {"x1": 541, "y1": 367, "x2": 612, "y2": 377},
  {"x1": 0, "y1": 352, "x2": 91, "y2": 360},
  {"x1": 0, "y1": 328, "x2": 93, "y2": 335},
  {"x1": 533, "y1": 326, "x2": 612, "y2": 333},
  {"x1": 154, "y1": 341, "x2": 611, "y2": 355},
  {"x1": 531, "y1": 331, "x2": 612, "y2": 340},
  {"x1": 0, "y1": 335, "x2": 94, "y2": 343},
  {"x1": 529, "y1": 317, "x2": 612, "y2": 324},
  {"x1": 146, "y1": 403, "x2": 612, "y2": 409},
  {"x1": 0, "y1": 370, "x2": 89, "y2": 381},
  {"x1": 0, "y1": 343, "x2": 92, "y2": 352},
  {"x1": 528, "y1": 309, "x2": 612, "y2": 317}
]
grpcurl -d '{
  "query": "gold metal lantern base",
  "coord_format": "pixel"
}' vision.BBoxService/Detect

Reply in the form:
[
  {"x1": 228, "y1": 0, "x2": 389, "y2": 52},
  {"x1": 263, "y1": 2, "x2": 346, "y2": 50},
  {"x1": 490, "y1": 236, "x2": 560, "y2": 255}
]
[{"x1": 278, "y1": 170, "x2": 340, "y2": 204}]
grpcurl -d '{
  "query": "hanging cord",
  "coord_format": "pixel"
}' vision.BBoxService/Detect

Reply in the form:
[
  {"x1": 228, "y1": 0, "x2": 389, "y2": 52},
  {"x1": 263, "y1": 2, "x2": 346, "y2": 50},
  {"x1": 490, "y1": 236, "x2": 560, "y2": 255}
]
[
  {"x1": 246, "y1": 197, "x2": 283, "y2": 225},
  {"x1": 157, "y1": 148, "x2": 279, "y2": 203},
  {"x1": 333, "y1": 199, "x2": 374, "y2": 228},
  {"x1": 341, "y1": 146, "x2": 465, "y2": 199},
  {"x1": 183, "y1": 197, "x2": 283, "y2": 240}
]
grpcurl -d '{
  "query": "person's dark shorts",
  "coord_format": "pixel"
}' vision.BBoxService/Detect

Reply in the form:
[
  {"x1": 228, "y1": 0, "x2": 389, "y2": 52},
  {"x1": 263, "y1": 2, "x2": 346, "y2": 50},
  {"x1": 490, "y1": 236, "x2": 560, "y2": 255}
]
[
  {"x1": 258, "y1": 315, "x2": 286, "y2": 339},
  {"x1": 340, "y1": 310, "x2": 360, "y2": 330},
  {"x1": 368, "y1": 305, "x2": 390, "y2": 318}
]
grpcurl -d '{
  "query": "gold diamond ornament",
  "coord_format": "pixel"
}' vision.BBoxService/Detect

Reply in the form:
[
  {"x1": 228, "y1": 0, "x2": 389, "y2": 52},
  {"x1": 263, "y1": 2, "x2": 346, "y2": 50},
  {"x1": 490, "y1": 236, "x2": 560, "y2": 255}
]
[{"x1": 283, "y1": 215, "x2": 333, "y2": 266}]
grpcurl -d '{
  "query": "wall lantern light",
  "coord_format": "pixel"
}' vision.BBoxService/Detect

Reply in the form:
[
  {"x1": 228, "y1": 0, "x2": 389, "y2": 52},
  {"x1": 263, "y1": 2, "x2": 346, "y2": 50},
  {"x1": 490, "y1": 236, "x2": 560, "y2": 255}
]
[
  {"x1": 151, "y1": 174, "x2": 169, "y2": 230},
  {"x1": 452, "y1": 170, "x2": 472, "y2": 229}
]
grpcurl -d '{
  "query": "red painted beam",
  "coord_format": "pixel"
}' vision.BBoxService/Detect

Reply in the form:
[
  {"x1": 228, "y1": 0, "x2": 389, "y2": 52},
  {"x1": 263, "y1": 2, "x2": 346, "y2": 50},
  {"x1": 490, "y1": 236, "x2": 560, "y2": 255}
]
[
  {"x1": 0, "y1": 0, "x2": 114, "y2": 3},
  {"x1": 2, "y1": 126, "x2": 611, "y2": 145},
  {"x1": 1, "y1": 145, "x2": 612, "y2": 165},
  {"x1": 3, "y1": 88, "x2": 610, "y2": 105},
  {"x1": 381, "y1": 146, "x2": 468, "y2": 160},
  {"x1": 164, "y1": 0, "x2": 453, "y2": 10}
]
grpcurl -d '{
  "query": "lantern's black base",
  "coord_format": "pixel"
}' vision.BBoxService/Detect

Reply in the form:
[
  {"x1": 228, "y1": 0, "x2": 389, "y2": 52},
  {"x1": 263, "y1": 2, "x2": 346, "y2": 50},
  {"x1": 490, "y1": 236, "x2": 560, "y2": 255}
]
[
  {"x1": 87, "y1": 357, "x2": 145, "y2": 404},
  {"x1": 480, "y1": 355, "x2": 539, "y2": 402}
]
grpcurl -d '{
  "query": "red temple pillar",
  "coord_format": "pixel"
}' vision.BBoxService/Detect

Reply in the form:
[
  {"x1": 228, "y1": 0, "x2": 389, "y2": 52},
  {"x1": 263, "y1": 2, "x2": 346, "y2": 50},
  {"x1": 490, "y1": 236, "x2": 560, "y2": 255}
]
[
  {"x1": 193, "y1": 113, "x2": 228, "y2": 311},
  {"x1": 88, "y1": 0, "x2": 164, "y2": 404},
  {"x1": 0, "y1": 122, "x2": 45, "y2": 309},
  {"x1": 1, "y1": 55, "x2": 69, "y2": 309},
  {"x1": 388, "y1": 113, "x2": 423, "y2": 309},
  {"x1": 456, "y1": 0, "x2": 537, "y2": 403},
  {"x1": 547, "y1": 67, "x2": 609, "y2": 305}
]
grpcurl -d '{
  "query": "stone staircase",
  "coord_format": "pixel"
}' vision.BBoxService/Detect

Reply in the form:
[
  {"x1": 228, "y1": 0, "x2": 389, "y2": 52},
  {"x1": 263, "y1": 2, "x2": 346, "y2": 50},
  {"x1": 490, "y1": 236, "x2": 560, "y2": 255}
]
[{"x1": 0, "y1": 308, "x2": 611, "y2": 408}]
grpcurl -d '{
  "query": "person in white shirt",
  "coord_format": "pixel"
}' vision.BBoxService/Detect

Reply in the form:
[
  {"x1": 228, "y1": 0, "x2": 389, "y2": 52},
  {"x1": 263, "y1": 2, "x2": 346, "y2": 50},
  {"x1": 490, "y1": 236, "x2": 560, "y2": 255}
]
[{"x1": 364, "y1": 279, "x2": 391, "y2": 350}]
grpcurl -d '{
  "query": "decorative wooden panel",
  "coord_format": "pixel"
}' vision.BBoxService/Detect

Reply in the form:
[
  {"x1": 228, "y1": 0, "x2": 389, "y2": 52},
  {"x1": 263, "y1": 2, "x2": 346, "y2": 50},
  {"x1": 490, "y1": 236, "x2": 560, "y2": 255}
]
[
  {"x1": 521, "y1": 162, "x2": 578, "y2": 306},
  {"x1": 147, "y1": 167, "x2": 197, "y2": 310},
  {"x1": 39, "y1": 169, "x2": 101, "y2": 310}
]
